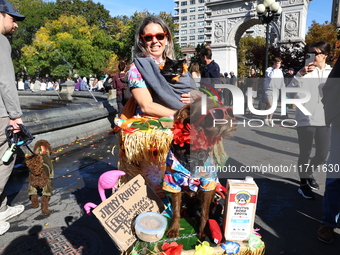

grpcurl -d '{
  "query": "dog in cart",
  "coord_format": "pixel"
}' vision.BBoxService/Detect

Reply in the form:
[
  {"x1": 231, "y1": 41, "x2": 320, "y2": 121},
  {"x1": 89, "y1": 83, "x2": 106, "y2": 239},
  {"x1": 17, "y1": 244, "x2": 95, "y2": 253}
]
[{"x1": 163, "y1": 97, "x2": 236, "y2": 239}]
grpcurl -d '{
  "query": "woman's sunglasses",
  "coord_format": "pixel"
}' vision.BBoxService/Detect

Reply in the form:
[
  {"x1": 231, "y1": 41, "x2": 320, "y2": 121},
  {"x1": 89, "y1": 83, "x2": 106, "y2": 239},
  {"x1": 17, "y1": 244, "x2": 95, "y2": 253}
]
[
  {"x1": 140, "y1": 32, "x2": 168, "y2": 42},
  {"x1": 196, "y1": 107, "x2": 234, "y2": 126}
]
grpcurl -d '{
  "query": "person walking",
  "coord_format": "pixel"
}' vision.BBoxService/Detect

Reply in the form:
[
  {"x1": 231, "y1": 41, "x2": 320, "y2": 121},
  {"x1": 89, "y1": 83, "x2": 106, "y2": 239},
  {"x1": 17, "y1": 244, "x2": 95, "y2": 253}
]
[
  {"x1": 288, "y1": 41, "x2": 332, "y2": 200},
  {"x1": 263, "y1": 57, "x2": 285, "y2": 126},
  {"x1": 0, "y1": 0, "x2": 26, "y2": 235}
]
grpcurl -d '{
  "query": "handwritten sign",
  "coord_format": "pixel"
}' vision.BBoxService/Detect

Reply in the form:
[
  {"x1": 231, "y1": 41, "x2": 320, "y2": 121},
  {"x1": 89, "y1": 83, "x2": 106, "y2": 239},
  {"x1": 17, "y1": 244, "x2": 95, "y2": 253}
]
[{"x1": 93, "y1": 174, "x2": 164, "y2": 251}]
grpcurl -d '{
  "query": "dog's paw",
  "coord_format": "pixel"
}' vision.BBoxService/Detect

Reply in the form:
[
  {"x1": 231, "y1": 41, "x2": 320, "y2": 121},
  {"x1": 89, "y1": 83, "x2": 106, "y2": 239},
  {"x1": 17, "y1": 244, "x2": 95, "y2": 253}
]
[
  {"x1": 42, "y1": 208, "x2": 51, "y2": 215},
  {"x1": 166, "y1": 228, "x2": 179, "y2": 238},
  {"x1": 197, "y1": 231, "x2": 207, "y2": 240}
]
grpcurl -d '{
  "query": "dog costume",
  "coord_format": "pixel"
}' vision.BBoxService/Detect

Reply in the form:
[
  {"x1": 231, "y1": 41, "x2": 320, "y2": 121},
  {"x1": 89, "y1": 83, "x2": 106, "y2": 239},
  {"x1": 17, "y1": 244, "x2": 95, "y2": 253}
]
[{"x1": 26, "y1": 140, "x2": 54, "y2": 215}]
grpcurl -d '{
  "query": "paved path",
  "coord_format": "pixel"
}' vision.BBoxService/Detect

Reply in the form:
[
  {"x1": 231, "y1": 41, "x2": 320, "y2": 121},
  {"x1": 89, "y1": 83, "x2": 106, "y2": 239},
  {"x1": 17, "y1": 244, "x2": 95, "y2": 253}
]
[{"x1": 0, "y1": 107, "x2": 339, "y2": 254}]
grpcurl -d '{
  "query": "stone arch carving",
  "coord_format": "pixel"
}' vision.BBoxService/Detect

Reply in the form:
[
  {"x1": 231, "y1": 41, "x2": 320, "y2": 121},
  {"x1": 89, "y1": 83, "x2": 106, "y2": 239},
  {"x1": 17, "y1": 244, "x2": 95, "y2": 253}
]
[{"x1": 207, "y1": 0, "x2": 311, "y2": 75}]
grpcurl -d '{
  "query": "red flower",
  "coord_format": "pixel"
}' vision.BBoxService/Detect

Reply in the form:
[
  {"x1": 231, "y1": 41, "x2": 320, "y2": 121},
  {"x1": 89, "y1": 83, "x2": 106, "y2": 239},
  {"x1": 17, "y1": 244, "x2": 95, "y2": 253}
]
[
  {"x1": 172, "y1": 119, "x2": 220, "y2": 151},
  {"x1": 173, "y1": 120, "x2": 190, "y2": 147},
  {"x1": 161, "y1": 242, "x2": 183, "y2": 255}
]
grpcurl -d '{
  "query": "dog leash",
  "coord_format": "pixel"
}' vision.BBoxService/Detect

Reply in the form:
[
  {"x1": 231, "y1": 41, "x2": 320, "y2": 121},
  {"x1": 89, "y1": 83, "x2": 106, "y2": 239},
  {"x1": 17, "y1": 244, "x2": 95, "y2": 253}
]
[{"x1": 2, "y1": 124, "x2": 35, "y2": 162}]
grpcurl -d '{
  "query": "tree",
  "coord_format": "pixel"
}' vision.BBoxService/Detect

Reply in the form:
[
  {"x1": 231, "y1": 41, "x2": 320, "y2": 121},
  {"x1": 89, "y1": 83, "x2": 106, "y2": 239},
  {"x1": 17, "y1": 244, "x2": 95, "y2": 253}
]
[
  {"x1": 54, "y1": 0, "x2": 112, "y2": 30},
  {"x1": 20, "y1": 15, "x2": 114, "y2": 78},
  {"x1": 189, "y1": 43, "x2": 207, "y2": 73},
  {"x1": 305, "y1": 21, "x2": 339, "y2": 64},
  {"x1": 11, "y1": 0, "x2": 58, "y2": 74},
  {"x1": 238, "y1": 35, "x2": 265, "y2": 78}
]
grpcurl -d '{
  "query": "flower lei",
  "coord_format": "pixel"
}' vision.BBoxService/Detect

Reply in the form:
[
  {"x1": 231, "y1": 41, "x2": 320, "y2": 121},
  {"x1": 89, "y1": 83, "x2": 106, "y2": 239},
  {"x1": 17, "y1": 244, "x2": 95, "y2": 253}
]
[{"x1": 172, "y1": 119, "x2": 220, "y2": 151}]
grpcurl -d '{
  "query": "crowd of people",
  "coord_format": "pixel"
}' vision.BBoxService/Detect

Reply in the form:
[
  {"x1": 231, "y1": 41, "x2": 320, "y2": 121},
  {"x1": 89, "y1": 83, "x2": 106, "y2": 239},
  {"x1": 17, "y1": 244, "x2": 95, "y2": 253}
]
[
  {"x1": 16, "y1": 75, "x2": 60, "y2": 92},
  {"x1": 1, "y1": 0, "x2": 339, "y2": 247}
]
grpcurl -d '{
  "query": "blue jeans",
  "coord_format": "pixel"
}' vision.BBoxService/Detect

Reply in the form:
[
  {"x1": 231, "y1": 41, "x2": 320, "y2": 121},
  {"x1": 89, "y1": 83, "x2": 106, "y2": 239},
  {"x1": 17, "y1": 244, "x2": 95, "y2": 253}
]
[{"x1": 322, "y1": 117, "x2": 340, "y2": 228}]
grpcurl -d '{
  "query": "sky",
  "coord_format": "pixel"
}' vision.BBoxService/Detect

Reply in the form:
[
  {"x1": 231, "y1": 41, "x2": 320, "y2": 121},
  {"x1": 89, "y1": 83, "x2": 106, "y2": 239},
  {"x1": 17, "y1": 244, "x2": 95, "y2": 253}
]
[{"x1": 98, "y1": 0, "x2": 332, "y2": 30}]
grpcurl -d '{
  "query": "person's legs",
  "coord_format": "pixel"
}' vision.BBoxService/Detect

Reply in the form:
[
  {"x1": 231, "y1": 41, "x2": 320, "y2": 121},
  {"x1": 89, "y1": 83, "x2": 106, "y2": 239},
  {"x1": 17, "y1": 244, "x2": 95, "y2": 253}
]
[
  {"x1": 0, "y1": 117, "x2": 15, "y2": 213},
  {"x1": 0, "y1": 118, "x2": 25, "y2": 235},
  {"x1": 264, "y1": 90, "x2": 273, "y2": 125},
  {"x1": 322, "y1": 178, "x2": 340, "y2": 228},
  {"x1": 309, "y1": 126, "x2": 330, "y2": 168},
  {"x1": 297, "y1": 126, "x2": 315, "y2": 181},
  {"x1": 318, "y1": 118, "x2": 340, "y2": 243},
  {"x1": 296, "y1": 126, "x2": 316, "y2": 199},
  {"x1": 117, "y1": 94, "x2": 123, "y2": 115},
  {"x1": 223, "y1": 88, "x2": 230, "y2": 106},
  {"x1": 306, "y1": 126, "x2": 330, "y2": 189}
]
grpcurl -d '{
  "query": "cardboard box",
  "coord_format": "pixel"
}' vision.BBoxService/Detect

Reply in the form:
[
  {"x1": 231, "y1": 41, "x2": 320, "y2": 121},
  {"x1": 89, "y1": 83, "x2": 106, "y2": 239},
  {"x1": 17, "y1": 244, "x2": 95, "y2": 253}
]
[
  {"x1": 223, "y1": 177, "x2": 259, "y2": 241},
  {"x1": 92, "y1": 174, "x2": 165, "y2": 252}
]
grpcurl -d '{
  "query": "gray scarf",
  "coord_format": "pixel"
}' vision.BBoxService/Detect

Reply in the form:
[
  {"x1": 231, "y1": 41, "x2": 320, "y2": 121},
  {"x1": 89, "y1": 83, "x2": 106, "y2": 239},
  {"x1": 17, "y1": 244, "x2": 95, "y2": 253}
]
[{"x1": 134, "y1": 57, "x2": 197, "y2": 110}]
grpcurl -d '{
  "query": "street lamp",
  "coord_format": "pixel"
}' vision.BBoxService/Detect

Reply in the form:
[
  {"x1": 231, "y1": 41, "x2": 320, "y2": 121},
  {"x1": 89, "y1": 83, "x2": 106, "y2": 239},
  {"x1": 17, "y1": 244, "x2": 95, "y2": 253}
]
[{"x1": 256, "y1": 0, "x2": 282, "y2": 73}]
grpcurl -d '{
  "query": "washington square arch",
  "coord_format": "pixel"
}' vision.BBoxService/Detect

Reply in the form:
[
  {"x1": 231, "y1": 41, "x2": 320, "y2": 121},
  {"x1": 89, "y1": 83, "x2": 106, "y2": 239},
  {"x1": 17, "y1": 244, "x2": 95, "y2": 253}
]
[{"x1": 205, "y1": 0, "x2": 311, "y2": 75}]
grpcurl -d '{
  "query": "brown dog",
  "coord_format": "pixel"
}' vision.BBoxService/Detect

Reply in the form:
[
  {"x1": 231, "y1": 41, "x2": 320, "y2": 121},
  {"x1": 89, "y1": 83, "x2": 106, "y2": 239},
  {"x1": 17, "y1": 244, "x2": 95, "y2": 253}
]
[
  {"x1": 26, "y1": 140, "x2": 54, "y2": 215},
  {"x1": 164, "y1": 98, "x2": 236, "y2": 239}
]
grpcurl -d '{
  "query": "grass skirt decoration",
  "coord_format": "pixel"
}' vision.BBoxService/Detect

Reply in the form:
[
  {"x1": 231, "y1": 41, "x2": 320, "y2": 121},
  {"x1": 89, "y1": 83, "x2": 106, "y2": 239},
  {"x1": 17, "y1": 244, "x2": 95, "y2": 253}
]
[{"x1": 116, "y1": 116, "x2": 174, "y2": 186}]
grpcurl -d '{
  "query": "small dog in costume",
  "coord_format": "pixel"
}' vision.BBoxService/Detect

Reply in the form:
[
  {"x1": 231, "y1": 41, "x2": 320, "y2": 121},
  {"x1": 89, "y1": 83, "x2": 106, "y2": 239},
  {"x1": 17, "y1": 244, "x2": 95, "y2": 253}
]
[
  {"x1": 163, "y1": 98, "x2": 236, "y2": 239},
  {"x1": 26, "y1": 140, "x2": 54, "y2": 215}
]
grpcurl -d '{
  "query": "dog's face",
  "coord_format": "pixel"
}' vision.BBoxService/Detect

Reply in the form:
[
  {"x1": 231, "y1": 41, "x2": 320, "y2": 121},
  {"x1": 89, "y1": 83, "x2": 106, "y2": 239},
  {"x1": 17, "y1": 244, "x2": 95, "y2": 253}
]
[{"x1": 174, "y1": 98, "x2": 236, "y2": 139}]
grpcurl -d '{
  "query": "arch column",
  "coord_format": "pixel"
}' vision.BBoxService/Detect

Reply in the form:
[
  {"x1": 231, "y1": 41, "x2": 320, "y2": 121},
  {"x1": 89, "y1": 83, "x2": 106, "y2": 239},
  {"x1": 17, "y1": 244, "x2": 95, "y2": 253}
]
[{"x1": 210, "y1": 44, "x2": 238, "y2": 75}]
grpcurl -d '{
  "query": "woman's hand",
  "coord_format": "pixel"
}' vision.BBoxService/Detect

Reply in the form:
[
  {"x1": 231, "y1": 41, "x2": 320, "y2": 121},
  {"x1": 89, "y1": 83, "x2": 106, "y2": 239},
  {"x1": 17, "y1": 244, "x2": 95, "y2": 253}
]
[
  {"x1": 299, "y1": 62, "x2": 316, "y2": 76},
  {"x1": 180, "y1": 90, "x2": 203, "y2": 104}
]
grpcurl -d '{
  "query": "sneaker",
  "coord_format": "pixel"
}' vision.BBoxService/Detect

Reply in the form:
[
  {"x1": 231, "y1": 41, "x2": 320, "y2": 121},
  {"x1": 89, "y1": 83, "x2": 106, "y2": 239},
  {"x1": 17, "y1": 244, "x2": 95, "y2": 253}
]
[
  {"x1": 0, "y1": 205, "x2": 24, "y2": 222},
  {"x1": 307, "y1": 175, "x2": 320, "y2": 190},
  {"x1": 298, "y1": 185, "x2": 315, "y2": 199},
  {"x1": 317, "y1": 224, "x2": 334, "y2": 243},
  {"x1": 264, "y1": 119, "x2": 270, "y2": 126},
  {"x1": 0, "y1": 222, "x2": 10, "y2": 235}
]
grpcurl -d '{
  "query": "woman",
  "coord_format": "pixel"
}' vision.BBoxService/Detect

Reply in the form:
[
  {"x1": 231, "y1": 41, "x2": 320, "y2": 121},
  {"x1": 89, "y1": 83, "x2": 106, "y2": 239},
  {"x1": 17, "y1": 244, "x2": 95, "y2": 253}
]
[
  {"x1": 119, "y1": 16, "x2": 197, "y2": 186},
  {"x1": 189, "y1": 62, "x2": 201, "y2": 88},
  {"x1": 244, "y1": 68, "x2": 258, "y2": 115},
  {"x1": 127, "y1": 16, "x2": 197, "y2": 118},
  {"x1": 288, "y1": 41, "x2": 332, "y2": 199},
  {"x1": 112, "y1": 61, "x2": 126, "y2": 115}
]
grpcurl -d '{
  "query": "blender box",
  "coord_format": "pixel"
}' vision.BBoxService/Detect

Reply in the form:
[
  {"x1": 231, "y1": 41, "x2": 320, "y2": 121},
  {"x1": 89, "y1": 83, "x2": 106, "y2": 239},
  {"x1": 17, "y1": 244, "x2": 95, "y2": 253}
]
[{"x1": 223, "y1": 177, "x2": 259, "y2": 241}]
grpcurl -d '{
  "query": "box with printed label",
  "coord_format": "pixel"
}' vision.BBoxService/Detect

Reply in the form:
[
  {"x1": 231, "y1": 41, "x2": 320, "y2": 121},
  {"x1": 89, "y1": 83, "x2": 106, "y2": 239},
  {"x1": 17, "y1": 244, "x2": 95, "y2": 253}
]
[{"x1": 223, "y1": 177, "x2": 259, "y2": 241}]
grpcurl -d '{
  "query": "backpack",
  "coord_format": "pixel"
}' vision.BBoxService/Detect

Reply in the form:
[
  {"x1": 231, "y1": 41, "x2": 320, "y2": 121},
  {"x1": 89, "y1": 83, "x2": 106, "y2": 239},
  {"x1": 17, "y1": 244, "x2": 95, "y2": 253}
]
[{"x1": 120, "y1": 72, "x2": 132, "y2": 104}]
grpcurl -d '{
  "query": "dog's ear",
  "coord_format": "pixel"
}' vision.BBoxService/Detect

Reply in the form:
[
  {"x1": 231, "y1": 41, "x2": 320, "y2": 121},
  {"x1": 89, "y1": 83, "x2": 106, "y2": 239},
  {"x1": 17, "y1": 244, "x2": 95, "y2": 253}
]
[
  {"x1": 174, "y1": 104, "x2": 190, "y2": 122},
  {"x1": 26, "y1": 154, "x2": 44, "y2": 175}
]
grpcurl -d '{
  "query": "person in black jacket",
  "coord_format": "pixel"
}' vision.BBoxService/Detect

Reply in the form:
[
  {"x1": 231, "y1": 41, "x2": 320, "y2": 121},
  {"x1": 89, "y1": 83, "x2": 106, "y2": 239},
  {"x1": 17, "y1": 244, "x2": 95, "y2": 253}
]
[
  {"x1": 317, "y1": 57, "x2": 340, "y2": 244},
  {"x1": 200, "y1": 48, "x2": 220, "y2": 95}
]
